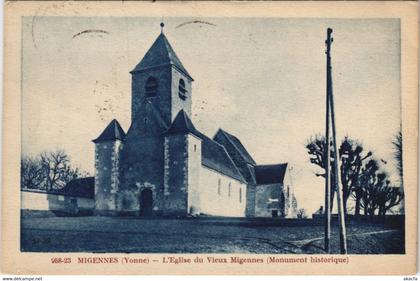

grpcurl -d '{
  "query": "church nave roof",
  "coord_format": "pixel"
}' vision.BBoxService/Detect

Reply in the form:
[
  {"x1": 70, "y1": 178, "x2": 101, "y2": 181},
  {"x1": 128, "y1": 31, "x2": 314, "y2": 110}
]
[
  {"x1": 253, "y1": 163, "x2": 288, "y2": 185},
  {"x1": 165, "y1": 110, "x2": 246, "y2": 183}
]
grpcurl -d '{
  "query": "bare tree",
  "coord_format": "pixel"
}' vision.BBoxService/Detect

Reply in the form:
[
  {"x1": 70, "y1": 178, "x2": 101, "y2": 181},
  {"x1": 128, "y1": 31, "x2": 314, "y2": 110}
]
[
  {"x1": 357, "y1": 160, "x2": 404, "y2": 216},
  {"x1": 392, "y1": 129, "x2": 404, "y2": 214},
  {"x1": 357, "y1": 159, "x2": 379, "y2": 215},
  {"x1": 339, "y1": 138, "x2": 372, "y2": 215},
  {"x1": 307, "y1": 134, "x2": 403, "y2": 216},
  {"x1": 40, "y1": 150, "x2": 81, "y2": 190},
  {"x1": 21, "y1": 155, "x2": 45, "y2": 189},
  {"x1": 296, "y1": 208, "x2": 307, "y2": 219},
  {"x1": 306, "y1": 135, "x2": 372, "y2": 214},
  {"x1": 392, "y1": 129, "x2": 403, "y2": 181},
  {"x1": 306, "y1": 135, "x2": 336, "y2": 210},
  {"x1": 374, "y1": 174, "x2": 404, "y2": 216}
]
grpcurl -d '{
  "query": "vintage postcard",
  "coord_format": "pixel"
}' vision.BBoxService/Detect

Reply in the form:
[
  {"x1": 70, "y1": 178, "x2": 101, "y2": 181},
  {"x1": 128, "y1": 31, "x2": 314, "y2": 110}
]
[{"x1": 1, "y1": 1, "x2": 418, "y2": 275}]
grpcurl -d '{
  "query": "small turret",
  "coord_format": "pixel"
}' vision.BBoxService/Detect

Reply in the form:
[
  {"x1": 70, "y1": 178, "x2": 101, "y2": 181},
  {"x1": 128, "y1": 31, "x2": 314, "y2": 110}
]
[{"x1": 92, "y1": 119, "x2": 126, "y2": 215}]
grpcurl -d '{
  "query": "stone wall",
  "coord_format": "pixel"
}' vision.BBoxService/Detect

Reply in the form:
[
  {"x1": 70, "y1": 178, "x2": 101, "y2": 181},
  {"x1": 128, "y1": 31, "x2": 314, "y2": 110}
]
[
  {"x1": 94, "y1": 140, "x2": 122, "y2": 215},
  {"x1": 187, "y1": 134, "x2": 202, "y2": 215},
  {"x1": 119, "y1": 135, "x2": 165, "y2": 215},
  {"x1": 164, "y1": 134, "x2": 189, "y2": 215},
  {"x1": 171, "y1": 68, "x2": 192, "y2": 122},
  {"x1": 199, "y1": 166, "x2": 247, "y2": 217},
  {"x1": 21, "y1": 190, "x2": 50, "y2": 211},
  {"x1": 118, "y1": 97, "x2": 171, "y2": 215},
  {"x1": 282, "y1": 169, "x2": 298, "y2": 218},
  {"x1": 254, "y1": 183, "x2": 285, "y2": 217},
  {"x1": 21, "y1": 190, "x2": 94, "y2": 215},
  {"x1": 131, "y1": 66, "x2": 172, "y2": 125},
  {"x1": 245, "y1": 183, "x2": 256, "y2": 217},
  {"x1": 131, "y1": 66, "x2": 192, "y2": 126},
  {"x1": 213, "y1": 133, "x2": 256, "y2": 217}
]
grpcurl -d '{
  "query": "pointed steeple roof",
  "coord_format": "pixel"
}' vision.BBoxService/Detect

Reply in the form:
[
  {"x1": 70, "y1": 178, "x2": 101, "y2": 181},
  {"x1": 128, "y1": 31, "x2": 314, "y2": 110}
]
[
  {"x1": 131, "y1": 32, "x2": 193, "y2": 80},
  {"x1": 165, "y1": 110, "x2": 196, "y2": 135},
  {"x1": 92, "y1": 119, "x2": 126, "y2": 143}
]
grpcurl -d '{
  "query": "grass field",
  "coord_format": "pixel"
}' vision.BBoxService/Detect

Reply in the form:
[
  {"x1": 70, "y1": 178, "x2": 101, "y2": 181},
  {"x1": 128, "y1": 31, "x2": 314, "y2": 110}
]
[{"x1": 21, "y1": 216, "x2": 405, "y2": 254}]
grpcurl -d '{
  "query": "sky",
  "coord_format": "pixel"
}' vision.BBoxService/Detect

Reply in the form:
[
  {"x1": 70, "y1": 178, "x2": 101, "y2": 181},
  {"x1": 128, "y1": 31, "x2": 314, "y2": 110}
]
[{"x1": 21, "y1": 17, "x2": 401, "y2": 214}]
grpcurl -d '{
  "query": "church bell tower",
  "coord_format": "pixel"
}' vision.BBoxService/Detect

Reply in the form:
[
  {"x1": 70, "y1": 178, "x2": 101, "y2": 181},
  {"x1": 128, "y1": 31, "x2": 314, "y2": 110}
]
[{"x1": 130, "y1": 23, "x2": 194, "y2": 126}]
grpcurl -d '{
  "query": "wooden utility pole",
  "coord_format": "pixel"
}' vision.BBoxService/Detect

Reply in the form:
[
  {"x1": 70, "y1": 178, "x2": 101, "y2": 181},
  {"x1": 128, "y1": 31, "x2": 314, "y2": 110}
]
[
  {"x1": 324, "y1": 28, "x2": 332, "y2": 253},
  {"x1": 326, "y1": 27, "x2": 348, "y2": 254}
]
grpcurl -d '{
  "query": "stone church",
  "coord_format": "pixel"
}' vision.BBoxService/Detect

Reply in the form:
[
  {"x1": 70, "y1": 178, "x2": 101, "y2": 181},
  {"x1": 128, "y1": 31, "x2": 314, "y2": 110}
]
[{"x1": 92, "y1": 26, "x2": 298, "y2": 218}]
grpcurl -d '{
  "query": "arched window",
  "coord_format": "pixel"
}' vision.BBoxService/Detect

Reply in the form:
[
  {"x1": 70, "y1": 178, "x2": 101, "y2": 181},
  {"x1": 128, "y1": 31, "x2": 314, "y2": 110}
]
[
  {"x1": 217, "y1": 179, "x2": 221, "y2": 195},
  {"x1": 228, "y1": 183, "x2": 231, "y2": 197},
  {"x1": 239, "y1": 188, "x2": 242, "y2": 203},
  {"x1": 178, "y1": 79, "x2": 187, "y2": 100},
  {"x1": 145, "y1": 77, "x2": 158, "y2": 97}
]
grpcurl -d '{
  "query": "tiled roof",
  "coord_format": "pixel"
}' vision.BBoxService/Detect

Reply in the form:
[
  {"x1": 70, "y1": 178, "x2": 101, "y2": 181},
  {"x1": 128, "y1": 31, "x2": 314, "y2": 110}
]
[
  {"x1": 213, "y1": 129, "x2": 257, "y2": 184},
  {"x1": 131, "y1": 33, "x2": 192, "y2": 80},
  {"x1": 200, "y1": 135, "x2": 246, "y2": 183},
  {"x1": 217, "y1": 129, "x2": 256, "y2": 165},
  {"x1": 165, "y1": 110, "x2": 246, "y2": 183},
  {"x1": 254, "y1": 163, "x2": 288, "y2": 185},
  {"x1": 22, "y1": 177, "x2": 95, "y2": 199},
  {"x1": 60, "y1": 177, "x2": 95, "y2": 198},
  {"x1": 126, "y1": 100, "x2": 169, "y2": 137},
  {"x1": 165, "y1": 110, "x2": 196, "y2": 135},
  {"x1": 93, "y1": 119, "x2": 126, "y2": 143}
]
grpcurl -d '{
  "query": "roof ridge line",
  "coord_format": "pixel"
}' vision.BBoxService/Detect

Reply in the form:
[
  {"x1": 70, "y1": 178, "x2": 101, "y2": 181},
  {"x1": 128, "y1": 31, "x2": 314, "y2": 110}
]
[
  {"x1": 217, "y1": 142, "x2": 246, "y2": 183},
  {"x1": 219, "y1": 128, "x2": 255, "y2": 164}
]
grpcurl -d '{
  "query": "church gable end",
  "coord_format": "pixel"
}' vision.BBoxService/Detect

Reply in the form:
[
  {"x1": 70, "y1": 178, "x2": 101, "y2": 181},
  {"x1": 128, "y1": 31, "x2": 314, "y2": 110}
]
[
  {"x1": 90, "y1": 23, "x2": 294, "y2": 218},
  {"x1": 117, "y1": 101, "x2": 169, "y2": 215}
]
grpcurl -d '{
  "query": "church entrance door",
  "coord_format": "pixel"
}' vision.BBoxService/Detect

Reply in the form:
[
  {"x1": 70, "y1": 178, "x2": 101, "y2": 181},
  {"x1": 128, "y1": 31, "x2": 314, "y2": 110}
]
[{"x1": 140, "y1": 189, "x2": 153, "y2": 216}]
